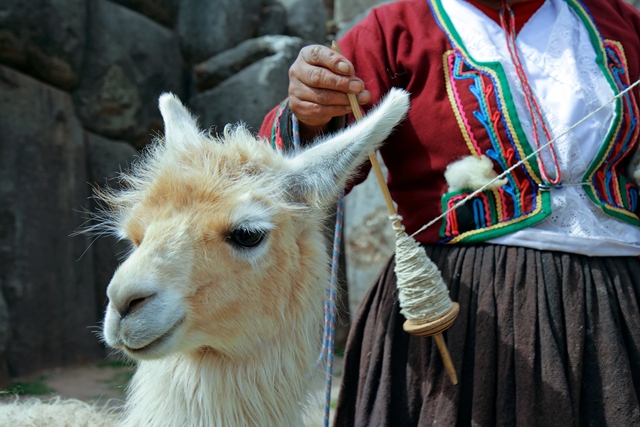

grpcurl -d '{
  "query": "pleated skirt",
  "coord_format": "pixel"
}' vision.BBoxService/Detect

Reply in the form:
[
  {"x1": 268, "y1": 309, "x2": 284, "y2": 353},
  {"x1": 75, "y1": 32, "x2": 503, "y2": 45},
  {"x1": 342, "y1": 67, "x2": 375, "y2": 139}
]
[{"x1": 334, "y1": 244, "x2": 640, "y2": 427}]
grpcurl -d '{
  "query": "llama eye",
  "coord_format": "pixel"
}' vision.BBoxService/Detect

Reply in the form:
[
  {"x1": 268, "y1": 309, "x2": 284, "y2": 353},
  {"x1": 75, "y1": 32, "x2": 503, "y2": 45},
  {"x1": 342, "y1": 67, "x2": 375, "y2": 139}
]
[{"x1": 228, "y1": 227, "x2": 266, "y2": 248}]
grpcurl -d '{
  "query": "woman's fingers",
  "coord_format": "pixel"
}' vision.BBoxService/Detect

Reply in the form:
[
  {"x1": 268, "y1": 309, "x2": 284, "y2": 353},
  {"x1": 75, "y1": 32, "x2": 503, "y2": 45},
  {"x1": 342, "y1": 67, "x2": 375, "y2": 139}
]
[
  {"x1": 299, "y1": 45, "x2": 354, "y2": 77},
  {"x1": 291, "y1": 56, "x2": 364, "y2": 94},
  {"x1": 289, "y1": 84, "x2": 371, "y2": 126},
  {"x1": 288, "y1": 44, "x2": 370, "y2": 128}
]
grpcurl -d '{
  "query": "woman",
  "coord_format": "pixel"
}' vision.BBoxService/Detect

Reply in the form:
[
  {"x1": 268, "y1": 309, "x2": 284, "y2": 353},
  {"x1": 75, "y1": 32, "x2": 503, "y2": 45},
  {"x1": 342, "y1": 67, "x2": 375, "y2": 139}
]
[{"x1": 259, "y1": 0, "x2": 640, "y2": 425}]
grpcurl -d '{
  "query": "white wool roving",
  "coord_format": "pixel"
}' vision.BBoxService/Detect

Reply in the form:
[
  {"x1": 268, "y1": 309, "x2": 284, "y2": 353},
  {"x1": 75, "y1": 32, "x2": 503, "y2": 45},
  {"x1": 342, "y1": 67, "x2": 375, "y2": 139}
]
[
  {"x1": 444, "y1": 155, "x2": 508, "y2": 192},
  {"x1": 0, "y1": 397, "x2": 119, "y2": 427},
  {"x1": 391, "y1": 215, "x2": 453, "y2": 324}
]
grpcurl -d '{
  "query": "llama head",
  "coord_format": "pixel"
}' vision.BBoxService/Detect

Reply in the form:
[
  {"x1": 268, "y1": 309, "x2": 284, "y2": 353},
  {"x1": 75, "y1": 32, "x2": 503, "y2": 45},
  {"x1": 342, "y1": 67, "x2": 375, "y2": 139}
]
[{"x1": 97, "y1": 89, "x2": 409, "y2": 361}]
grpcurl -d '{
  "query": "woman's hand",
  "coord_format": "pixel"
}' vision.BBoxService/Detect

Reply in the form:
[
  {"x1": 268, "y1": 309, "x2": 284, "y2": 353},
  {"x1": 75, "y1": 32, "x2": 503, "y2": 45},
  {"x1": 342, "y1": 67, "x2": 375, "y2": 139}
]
[{"x1": 288, "y1": 45, "x2": 371, "y2": 137}]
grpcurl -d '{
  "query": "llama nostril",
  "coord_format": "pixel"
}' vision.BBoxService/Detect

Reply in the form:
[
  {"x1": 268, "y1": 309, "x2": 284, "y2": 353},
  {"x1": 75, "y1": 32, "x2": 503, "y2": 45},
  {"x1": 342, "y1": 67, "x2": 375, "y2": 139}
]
[
  {"x1": 128, "y1": 296, "x2": 147, "y2": 311},
  {"x1": 117, "y1": 293, "x2": 155, "y2": 318}
]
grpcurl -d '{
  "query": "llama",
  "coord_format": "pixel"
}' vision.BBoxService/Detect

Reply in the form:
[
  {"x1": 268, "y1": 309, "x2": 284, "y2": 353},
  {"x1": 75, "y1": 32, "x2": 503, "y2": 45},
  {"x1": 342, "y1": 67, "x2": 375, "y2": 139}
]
[{"x1": 0, "y1": 88, "x2": 409, "y2": 427}]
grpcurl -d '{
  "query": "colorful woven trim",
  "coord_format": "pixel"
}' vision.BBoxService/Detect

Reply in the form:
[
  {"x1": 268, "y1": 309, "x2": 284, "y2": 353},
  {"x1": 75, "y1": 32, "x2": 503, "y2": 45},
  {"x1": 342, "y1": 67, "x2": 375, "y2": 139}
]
[
  {"x1": 552, "y1": 1, "x2": 640, "y2": 225},
  {"x1": 582, "y1": 40, "x2": 640, "y2": 225},
  {"x1": 429, "y1": 0, "x2": 640, "y2": 240},
  {"x1": 439, "y1": 188, "x2": 551, "y2": 244},
  {"x1": 439, "y1": 46, "x2": 549, "y2": 242}
]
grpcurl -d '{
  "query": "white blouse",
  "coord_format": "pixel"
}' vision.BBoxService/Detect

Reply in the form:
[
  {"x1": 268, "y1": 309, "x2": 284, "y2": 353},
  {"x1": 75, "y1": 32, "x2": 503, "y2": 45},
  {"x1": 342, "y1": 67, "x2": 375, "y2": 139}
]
[{"x1": 442, "y1": 0, "x2": 640, "y2": 256}]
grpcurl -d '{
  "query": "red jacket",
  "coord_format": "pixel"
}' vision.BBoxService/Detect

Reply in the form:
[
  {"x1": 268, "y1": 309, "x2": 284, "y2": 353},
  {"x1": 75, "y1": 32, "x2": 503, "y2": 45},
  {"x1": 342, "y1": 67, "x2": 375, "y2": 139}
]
[{"x1": 260, "y1": 0, "x2": 640, "y2": 244}]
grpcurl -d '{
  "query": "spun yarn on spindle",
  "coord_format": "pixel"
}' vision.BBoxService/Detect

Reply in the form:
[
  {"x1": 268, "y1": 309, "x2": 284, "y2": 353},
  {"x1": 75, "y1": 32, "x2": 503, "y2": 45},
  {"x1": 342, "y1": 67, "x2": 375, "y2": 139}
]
[{"x1": 391, "y1": 214, "x2": 453, "y2": 324}]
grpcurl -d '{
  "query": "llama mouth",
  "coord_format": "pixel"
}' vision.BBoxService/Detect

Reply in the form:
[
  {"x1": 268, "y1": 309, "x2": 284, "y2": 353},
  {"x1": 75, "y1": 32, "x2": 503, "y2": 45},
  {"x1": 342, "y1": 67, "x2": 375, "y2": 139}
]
[{"x1": 124, "y1": 317, "x2": 185, "y2": 356}]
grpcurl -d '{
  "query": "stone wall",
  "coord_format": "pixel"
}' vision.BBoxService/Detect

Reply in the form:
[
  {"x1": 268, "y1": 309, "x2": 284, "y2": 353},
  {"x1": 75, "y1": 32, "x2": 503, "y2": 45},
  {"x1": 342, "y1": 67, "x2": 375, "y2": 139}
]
[
  {"x1": 0, "y1": 0, "x2": 328, "y2": 386},
  {"x1": 334, "y1": 0, "x2": 389, "y2": 28}
]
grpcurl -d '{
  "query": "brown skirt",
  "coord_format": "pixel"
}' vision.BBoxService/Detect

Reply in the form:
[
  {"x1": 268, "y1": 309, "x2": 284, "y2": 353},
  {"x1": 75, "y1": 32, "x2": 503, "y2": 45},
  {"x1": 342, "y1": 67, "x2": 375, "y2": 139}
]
[{"x1": 334, "y1": 244, "x2": 640, "y2": 427}]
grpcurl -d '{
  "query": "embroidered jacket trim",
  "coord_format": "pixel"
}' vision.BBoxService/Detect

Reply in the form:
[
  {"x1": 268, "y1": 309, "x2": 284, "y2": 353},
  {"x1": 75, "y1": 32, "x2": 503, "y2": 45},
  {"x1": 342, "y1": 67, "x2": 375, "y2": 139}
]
[{"x1": 430, "y1": 0, "x2": 640, "y2": 243}]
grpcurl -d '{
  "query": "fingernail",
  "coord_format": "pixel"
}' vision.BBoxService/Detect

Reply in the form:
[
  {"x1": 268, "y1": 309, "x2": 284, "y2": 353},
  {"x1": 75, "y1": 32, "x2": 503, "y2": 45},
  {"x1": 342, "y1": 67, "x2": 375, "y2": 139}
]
[
  {"x1": 348, "y1": 80, "x2": 363, "y2": 93},
  {"x1": 337, "y1": 61, "x2": 350, "y2": 74},
  {"x1": 357, "y1": 90, "x2": 371, "y2": 104}
]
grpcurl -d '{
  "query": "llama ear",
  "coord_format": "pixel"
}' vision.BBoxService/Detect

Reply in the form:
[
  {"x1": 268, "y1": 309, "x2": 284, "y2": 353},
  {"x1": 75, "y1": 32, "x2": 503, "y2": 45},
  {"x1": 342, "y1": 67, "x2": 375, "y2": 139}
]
[
  {"x1": 158, "y1": 93, "x2": 201, "y2": 145},
  {"x1": 285, "y1": 88, "x2": 410, "y2": 207}
]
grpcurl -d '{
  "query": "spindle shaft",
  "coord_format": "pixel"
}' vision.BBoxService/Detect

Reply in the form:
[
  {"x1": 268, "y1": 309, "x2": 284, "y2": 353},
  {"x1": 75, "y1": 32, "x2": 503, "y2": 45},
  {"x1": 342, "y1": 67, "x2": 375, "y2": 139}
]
[{"x1": 332, "y1": 41, "x2": 459, "y2": 385}]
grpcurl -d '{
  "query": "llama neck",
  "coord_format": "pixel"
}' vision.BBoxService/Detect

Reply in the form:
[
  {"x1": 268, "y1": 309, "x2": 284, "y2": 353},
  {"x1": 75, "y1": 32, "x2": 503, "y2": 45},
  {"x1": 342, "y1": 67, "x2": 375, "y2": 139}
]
[{"x1": 119, "y1": 308, "x2": 322, "y2": 427}]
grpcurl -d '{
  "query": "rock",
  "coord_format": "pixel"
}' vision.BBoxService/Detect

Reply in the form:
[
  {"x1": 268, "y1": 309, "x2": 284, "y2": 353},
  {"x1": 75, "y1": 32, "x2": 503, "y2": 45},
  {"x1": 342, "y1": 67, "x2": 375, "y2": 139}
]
[
  {"x1": 323, "y1": 0, "x2": 334, "y2": 18},
  {"x1": 177, "y1": 0, "x2": 263, "y2": 65},
  {"x1": 85, "y1": 132, "x2": 139, "y2": 316},
  {"x1": 73, "y1": 0, "x2": 184, "y2": 149},
  {"x1": 336, "y1": 0, "x2": 395, "y2": 39},
  {"x1": 0, "y1": 290, "x2": 9, "y2": 388},
  {"x1": 189, "y1": 36, "x2": 306, "y2": 134},
  {"x1": 111, "y1": 0, "x2": 178, "y2": 28},
  {"x1": 0, "y1": 0, "x2": 86, "y2": 90},
  {"x1": 0, "y1": 66, "x2": 103, "y2": 377},
  {"x1": 257, "y1": 0, "x2": 287, "y2": 37},
  {"x1": 344, "y1": 155, "x2": 395, "y2": 316},
  {"x1": 194, "y1": 36, "x2": 297, "y2": 92},
  {"x1": 627, "y1": 0, "x2": 640, "y2": 9},
  {"x1": 280, "y1": 0, "x2": 327, "y2": 43},
  {"x1": 334, "y1": 0, "x2": 392, "y2": 25}
]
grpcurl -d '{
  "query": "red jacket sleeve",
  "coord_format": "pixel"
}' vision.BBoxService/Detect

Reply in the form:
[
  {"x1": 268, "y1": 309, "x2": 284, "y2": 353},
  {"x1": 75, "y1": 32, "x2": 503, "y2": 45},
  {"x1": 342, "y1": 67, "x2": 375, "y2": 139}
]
[
  {"x1": 258, "y1": 104, "x2": 279, "y2": 142},
  {"x1": 331, "y1": 6, "x2": 414, "y2": 191}
]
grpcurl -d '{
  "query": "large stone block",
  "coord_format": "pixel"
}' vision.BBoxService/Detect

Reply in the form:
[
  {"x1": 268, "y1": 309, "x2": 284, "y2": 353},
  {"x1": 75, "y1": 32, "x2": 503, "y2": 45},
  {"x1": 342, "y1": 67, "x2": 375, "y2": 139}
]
[
  {"x1": 0, "y1": 66, "x2": 102, "y2": 377},
  {"x1": 334, "y1": 0, "x2": 390, "y2": 24},
  {"x1": 177, "y1": 0, "x2": 263, "y2": 65},
  {"x1": 189, "y1": 36, "x2": 306, "y2": 134},
  {"x1": 85, "y1": 132, "x2": 139, "y2": 317},
  {"x1": 257, "y1": 0, "x2": 287, "y2": 38},
  {"x1": 0, "y1": 283, "x2": 9, "y2": 387},
  {"x1": 73, "y1": 0, "x2": 184, "y2": 149},
  {"x1": 0, "y1": 0, "x2": 86, "y2": 90},
  {"x1": 335, "y1": 0, "x2": 395, "y2": 39},
  {"x1": 280, "y1": 0, "x2": 327, "y2": 43},
  {"x1": 626, "y1": 0, "x2": 640, "y2": 9},
  {"x1": 111, "y1": 0, "x2": 178, "y2": 28},
  {"x1": 193, "y1": 36, "x2": 297, "y2": 92}
]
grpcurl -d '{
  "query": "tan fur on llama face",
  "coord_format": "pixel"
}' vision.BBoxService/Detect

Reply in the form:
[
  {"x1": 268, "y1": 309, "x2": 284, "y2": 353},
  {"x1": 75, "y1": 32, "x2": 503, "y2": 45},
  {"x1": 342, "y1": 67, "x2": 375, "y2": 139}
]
[
  {"x1": 98, "y1": 90, "x2": 410, "y2": 364},
  {"x1": 101, "y1": 117, "x2": 327, "y2": 361}
]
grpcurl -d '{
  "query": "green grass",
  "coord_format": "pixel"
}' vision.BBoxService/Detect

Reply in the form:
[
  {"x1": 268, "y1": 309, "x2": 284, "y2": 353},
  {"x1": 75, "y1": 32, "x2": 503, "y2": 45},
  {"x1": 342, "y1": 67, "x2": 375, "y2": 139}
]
[
  {"x1": 2, "y1": 378, "x2": 55, "y2": 395},
  {"x1": 98, "y1": 358, "x2": 135, "y2": 369},
  {"x1": 99, "y1": 369, "x2": 135, "y2": 391},
  {"x1": 97, "y1": 359, "x2": 136, "y2": 391}
]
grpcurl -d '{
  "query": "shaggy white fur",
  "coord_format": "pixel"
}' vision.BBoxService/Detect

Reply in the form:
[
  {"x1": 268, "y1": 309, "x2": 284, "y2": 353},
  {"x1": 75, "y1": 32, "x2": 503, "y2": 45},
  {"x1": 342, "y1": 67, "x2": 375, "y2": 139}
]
[
  {"x1": 444, "y1": 154, "x2": 508, "y2": 192},
  {"x1": 0, "y1": 397, "x2": 119, "y2": 427}
]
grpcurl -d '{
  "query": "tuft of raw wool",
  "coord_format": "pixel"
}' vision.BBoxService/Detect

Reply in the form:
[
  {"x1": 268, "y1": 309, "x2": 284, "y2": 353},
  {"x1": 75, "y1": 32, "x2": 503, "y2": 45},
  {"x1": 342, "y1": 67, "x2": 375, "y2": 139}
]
[
  {"x1": 444, "y1": 155, "x2": 508, "y2": 192},
  {"x1": 0, "y1": 396, "x2": 120, "y2": 427}
]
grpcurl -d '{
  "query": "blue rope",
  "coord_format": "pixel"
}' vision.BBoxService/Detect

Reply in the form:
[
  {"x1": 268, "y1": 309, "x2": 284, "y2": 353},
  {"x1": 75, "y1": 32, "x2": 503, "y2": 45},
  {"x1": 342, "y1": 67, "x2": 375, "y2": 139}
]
[
  {"x1": 291, "y1": 110, "x2": 301, "y2": 153},
  {"x1": 292, "y1": 113, "x2": 341, "y2": 427}
]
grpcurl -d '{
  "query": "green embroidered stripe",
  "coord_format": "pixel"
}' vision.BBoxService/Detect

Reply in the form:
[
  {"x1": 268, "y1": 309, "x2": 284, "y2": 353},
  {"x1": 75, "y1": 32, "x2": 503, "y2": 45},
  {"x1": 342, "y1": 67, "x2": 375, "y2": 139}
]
[{"x1": 430, "y1": 0, "x2": 551, "y2": 242}]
